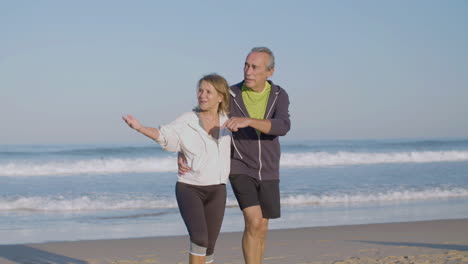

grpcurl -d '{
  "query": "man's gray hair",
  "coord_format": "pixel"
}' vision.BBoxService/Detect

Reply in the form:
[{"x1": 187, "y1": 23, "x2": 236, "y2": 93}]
[{"x1": 250, "y1": 47, "x2": 275, "y2": 70}]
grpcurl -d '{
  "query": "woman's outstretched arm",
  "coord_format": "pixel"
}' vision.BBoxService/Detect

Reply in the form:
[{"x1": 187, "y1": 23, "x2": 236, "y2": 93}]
[{"x1": 122, "y1": 114, "x2": 160, "y2": 141}]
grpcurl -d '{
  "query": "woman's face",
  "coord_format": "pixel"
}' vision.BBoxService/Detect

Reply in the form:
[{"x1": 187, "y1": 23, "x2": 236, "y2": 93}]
[{"x1": 198, "y1": 81, "x2": 222, "y2": 112}]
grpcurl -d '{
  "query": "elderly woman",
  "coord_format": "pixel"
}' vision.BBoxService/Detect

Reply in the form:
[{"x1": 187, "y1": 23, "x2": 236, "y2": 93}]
[{"x1": 123, "y1": 74, "x2": 231, "y2": 264}]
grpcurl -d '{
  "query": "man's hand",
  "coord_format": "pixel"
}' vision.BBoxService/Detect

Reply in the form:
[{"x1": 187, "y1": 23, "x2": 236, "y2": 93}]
[
  {"x1": 222, "y1": 117, "x2": 272, "y2": 134},
  {"x1": 178, "y1": 152, "x2": 190, "y2": 175},
  {"x1": 222, "y1": 117, "x2": 252, "y2": 132}
]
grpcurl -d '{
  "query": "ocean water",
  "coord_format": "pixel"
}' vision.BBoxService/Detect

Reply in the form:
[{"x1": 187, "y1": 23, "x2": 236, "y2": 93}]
[{"x1": 1, "y1": 139, "x2": 468, "y2": 244}]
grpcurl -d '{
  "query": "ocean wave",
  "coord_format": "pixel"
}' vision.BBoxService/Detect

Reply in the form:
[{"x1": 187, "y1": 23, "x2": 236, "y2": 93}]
[
  {"x1": 1, "y1": 151, "x2": 467, "y2": 177},
  {"x1": 0, "y1": 195, "x2": 179, "y2": 211},
  {"x1": 0, "y1": 145, "x2": 162, "y2": 156},
  {"x1": 1, "y1": 187, "x2": 467, "y2": 212},
  {"x1": 0, "y1": 195, "x2": 238, "y2": 212},
  {"x1": 281, "y1": 150, "x2": 468, "y2": 167},
  {"x1": 0, "y1": 157, "x2": 177, "y2": 177},
  {"x1": 281, "y1": 187, "x2": 468, "y2": 205}
]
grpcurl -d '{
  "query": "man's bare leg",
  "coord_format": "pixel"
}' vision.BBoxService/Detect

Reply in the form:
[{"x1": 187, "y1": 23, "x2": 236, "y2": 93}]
[{"x1": 242, "y1": 205, "x2": 269, "y2": 264}]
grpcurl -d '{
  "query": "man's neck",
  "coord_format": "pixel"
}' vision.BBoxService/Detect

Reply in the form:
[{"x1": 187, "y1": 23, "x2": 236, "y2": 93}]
[{"x1": 246, "y1": 81, "x2": 267, "y2": 93}]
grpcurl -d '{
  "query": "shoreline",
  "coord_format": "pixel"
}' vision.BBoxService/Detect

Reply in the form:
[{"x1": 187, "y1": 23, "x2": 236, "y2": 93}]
[{"x1": 1, "y1": 218, "x2": 467, "y2": 264}]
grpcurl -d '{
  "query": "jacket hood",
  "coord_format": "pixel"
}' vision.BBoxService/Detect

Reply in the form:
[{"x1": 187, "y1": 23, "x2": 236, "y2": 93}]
[{"x1": 229, "y1": 80, "x2": 283, "y2": 98}]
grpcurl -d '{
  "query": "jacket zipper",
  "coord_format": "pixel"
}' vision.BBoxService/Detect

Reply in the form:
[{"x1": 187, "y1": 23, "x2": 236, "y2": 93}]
[
  {"x1": 257, "y1": 133, "x2": 262, "y2": 180},
  {"x1": 197, "y1": 114, "x2": 225, "y2": 184},
  {"x1": 218, "y1": 137, "x2": 222, "y2": 183},
  {"x1": 233, "y1": 90, "x2": 280, "y2": 180},
  {"x1": 258, "y1": 91, "x2": 279, "y2": 180}
]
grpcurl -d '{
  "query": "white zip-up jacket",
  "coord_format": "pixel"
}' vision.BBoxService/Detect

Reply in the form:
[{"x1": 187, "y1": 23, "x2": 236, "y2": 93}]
[{"x1": 155, "y1": 111, "x2": 231, "y2": 186}]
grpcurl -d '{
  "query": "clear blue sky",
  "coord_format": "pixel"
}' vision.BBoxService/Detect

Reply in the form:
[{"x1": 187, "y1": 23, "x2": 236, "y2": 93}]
[{"x1": 1, "y1": 1, "x2": 467, "y2": 144}]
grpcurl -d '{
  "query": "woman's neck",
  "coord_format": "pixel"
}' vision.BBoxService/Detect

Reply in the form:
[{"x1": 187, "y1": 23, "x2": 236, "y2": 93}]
[
  {"x1": 197, "y1": 109, "x2": 220, "y2": 138},
  {"x1": 198, "y1": 109, "x2": 218, "y2": 119}
]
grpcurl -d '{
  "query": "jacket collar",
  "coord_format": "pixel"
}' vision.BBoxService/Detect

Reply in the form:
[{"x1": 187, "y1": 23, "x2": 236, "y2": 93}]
[
  {"x1": 188, "y1": 111, "x2": 229, "y2": 136},
  {"x1": 230, "y1": 80, "x2": 282, "y2": 119},
  {"x1": 229, "y1": 80, "x2": 281, "y2": 98}
]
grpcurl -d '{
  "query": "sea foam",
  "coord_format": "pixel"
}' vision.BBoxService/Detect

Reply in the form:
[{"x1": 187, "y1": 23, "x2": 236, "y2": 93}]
[
  {"x1": 1, "y1": 151, "x2": 467, "y2": 177},
  {"x1": 281, "y1": 150, "x2": 468, "y2": 167},
  {"x1": 1, "y1": 187, "x2": 467, "y2": 212}
]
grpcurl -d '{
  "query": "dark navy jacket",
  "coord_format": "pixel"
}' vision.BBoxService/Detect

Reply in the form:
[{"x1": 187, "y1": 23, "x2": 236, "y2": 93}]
[{"x1": 229, "y1": 80, "x2": 291, "y2": 181}]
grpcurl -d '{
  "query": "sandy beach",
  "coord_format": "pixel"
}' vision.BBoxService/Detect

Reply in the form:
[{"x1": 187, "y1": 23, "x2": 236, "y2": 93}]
[{"x1": 0, "y1": 218, "x2": 467, "y2": 264}]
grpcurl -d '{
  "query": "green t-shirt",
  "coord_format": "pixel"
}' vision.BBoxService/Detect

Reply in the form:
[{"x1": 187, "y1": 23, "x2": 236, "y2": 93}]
[{"x1": 242, "y1": 82, "x2": 271, "y2": 135}]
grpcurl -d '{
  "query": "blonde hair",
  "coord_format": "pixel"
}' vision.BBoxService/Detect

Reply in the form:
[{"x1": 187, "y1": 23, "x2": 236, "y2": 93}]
[{"x1": 197, "y1": 73, "x2": 230, "y2": 114}]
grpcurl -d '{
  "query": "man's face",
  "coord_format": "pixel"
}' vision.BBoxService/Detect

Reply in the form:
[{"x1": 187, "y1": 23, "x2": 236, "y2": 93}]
[{"x1": 243, "y1": 52, "x2": 274, "y2": 91}]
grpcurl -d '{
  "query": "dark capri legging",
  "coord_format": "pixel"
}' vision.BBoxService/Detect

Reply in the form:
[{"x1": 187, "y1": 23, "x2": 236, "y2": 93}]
[{"x1": 176, "y1": 181, "x2": 226, "y2": 263}]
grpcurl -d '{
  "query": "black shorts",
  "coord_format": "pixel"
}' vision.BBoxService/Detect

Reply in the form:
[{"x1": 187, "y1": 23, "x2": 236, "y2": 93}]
[{"x1": 229, "y1": 174, "x2": 280, "y2": 219}]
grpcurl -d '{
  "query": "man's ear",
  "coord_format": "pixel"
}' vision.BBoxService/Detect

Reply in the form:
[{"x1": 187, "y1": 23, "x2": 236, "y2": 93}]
[{"x1": 267, "y1": 68, "x2": 275, "y2": 78}]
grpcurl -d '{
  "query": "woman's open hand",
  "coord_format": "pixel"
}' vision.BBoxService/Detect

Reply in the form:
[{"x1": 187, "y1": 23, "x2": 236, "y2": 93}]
[{"x1": 122, "y1": 114, "x2": 143, "y2": 132}]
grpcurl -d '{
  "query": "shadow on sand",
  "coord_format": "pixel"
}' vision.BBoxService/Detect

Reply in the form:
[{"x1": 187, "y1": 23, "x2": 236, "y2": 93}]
[
  {"x1": 351, "y1": 240, "x2": 468, "y2": 251},
  {"x1": 0, "y1": 245, "x2": 87, "y2": 264}
]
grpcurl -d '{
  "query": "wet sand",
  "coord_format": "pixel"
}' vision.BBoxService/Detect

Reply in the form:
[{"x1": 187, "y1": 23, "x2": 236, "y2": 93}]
[{"x1": 1, "y1": 218, "x2": 467, "y2": 264}]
